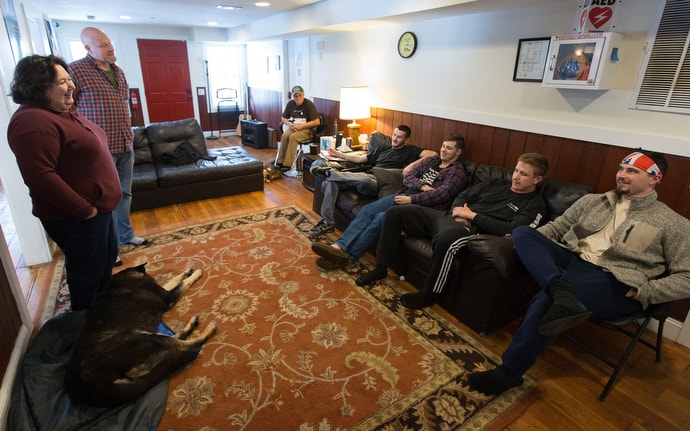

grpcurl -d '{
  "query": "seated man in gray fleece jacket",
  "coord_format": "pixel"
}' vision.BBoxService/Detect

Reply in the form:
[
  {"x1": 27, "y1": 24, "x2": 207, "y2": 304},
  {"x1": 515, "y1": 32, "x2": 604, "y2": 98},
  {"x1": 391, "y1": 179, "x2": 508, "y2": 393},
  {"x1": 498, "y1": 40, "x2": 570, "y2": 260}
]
[{"x1": 468, "y1": 149, "x2": 690, "y2": 396}]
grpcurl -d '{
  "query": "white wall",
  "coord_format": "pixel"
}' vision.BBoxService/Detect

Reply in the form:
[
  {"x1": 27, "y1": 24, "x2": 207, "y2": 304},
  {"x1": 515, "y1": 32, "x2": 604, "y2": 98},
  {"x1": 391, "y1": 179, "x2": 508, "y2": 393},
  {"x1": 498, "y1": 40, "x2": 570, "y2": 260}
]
[
  {"x1": 300, "y1": 0, "x2": 688, "y2": 158},
  {"x1": 246, "y1": 39, "x2": 284, "y2": 93}
]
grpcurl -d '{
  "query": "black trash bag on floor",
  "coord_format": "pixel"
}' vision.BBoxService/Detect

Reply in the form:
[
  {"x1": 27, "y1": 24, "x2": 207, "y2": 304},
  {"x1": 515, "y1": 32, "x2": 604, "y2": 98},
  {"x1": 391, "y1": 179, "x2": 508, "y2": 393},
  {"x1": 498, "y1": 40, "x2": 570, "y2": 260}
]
[{"x1": 9, "y1": 311, "x2": 169, "y2": 431}]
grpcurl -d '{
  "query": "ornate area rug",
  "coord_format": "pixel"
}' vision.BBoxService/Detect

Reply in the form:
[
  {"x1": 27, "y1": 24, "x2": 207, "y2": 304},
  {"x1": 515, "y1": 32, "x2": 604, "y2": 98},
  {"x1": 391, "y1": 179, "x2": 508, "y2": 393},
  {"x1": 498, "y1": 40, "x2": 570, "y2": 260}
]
[{"x1": 43, "y1": 206, "x2": 541, "y2": 430}]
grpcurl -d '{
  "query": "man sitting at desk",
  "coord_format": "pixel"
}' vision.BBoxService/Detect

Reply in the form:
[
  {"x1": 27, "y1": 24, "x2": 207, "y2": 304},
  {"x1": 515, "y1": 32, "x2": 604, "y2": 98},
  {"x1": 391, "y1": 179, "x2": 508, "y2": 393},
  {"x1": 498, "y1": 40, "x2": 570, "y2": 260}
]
[{"x1": 308, "y1": 125, "x2": 436, "y2": 237}]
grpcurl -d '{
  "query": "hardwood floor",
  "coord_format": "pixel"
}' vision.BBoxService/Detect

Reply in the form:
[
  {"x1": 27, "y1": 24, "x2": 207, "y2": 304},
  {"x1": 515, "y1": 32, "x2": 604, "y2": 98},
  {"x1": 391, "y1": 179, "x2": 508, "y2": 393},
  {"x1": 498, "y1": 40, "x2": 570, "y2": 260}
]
[{"x1": 5, "y1": 135, "x2": 690, "y2": 429}]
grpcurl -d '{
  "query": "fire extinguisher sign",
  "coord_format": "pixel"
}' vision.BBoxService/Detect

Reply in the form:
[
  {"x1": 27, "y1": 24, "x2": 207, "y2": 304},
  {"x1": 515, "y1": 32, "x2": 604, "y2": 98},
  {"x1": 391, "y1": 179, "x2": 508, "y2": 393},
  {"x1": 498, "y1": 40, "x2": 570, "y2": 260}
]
[{"x1": 130, "y1": 91, "x2": 139, "y2": 109}]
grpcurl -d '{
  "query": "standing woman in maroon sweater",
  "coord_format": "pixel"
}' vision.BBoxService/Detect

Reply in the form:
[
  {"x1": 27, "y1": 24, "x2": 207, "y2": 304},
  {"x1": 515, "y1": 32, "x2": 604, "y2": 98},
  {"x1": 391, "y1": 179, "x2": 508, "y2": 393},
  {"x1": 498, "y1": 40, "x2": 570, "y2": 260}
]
[{"x1": 7, "y1": 55, "x2": 122, "y2": 310}]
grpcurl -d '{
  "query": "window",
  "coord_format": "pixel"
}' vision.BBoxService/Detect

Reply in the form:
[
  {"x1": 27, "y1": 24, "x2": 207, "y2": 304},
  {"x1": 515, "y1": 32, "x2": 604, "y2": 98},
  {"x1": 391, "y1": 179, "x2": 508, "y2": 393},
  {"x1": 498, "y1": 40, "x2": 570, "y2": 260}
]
[
  {"x1": 631, "y1": 0, "x2": 690, "y2": 114},
  {"x1": 205, "y1": 43, "x2": 244, "y2": 112}
]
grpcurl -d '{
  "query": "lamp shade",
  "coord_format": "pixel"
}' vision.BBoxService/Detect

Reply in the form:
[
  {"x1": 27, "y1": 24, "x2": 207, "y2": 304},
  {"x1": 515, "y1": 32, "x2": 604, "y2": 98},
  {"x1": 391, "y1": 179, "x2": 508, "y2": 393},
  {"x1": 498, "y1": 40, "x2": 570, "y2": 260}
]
[{"x1": 339, "y1": 86, "x2": 370, "y2": 121}]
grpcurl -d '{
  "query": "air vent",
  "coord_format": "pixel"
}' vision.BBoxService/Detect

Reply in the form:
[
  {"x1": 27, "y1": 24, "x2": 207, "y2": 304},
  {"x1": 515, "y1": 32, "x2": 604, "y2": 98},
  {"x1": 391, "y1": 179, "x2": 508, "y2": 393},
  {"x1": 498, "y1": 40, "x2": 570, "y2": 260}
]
[{"x1": 631, "y1": 0, "x2": 690, "y2": 114}]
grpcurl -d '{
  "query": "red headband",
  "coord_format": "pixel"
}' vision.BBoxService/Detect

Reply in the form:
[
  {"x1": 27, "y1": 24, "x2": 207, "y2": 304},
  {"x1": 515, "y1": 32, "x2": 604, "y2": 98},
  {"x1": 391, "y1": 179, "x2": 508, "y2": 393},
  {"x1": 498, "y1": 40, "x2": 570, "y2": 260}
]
[{"x1": 621, "y1": 152, "x2": 661, "y2": 177}]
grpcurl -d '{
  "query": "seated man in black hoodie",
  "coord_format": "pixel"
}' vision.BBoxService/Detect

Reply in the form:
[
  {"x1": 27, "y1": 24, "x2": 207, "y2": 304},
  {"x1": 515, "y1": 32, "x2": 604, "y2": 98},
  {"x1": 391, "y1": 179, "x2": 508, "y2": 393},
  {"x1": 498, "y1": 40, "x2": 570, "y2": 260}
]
[{"x1": 356, "y1": 153, "x2": 549, "y2": 311}]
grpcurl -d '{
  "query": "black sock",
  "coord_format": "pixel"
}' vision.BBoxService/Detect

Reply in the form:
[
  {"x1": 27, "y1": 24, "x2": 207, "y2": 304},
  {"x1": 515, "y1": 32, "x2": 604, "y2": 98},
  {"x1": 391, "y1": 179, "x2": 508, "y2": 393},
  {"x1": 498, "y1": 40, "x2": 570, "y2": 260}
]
[
  {"x1": 467, "y1": 365, "x2": 523, "y2": 395},
  {"x1": 356, "y1": 265, "x2": 387, "y2": 286},
  {"x1": 400, "y1": 292, "x2": 437, "y2": 309}
]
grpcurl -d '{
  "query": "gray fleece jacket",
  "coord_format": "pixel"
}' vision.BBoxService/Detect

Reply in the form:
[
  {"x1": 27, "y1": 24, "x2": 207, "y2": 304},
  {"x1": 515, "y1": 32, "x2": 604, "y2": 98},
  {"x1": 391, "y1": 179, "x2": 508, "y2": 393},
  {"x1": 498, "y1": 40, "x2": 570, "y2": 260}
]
[{"x1": 538, "y1": 190, "x2": 690, "y2": 308}]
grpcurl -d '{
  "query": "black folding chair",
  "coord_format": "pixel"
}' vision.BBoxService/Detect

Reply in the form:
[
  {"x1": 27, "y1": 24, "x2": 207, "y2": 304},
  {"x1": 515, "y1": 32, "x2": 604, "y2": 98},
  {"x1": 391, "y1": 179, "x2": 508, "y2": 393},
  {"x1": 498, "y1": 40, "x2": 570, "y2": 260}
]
[{"x1": 562, "y1": 301, "x2": 675, "y2": 401}]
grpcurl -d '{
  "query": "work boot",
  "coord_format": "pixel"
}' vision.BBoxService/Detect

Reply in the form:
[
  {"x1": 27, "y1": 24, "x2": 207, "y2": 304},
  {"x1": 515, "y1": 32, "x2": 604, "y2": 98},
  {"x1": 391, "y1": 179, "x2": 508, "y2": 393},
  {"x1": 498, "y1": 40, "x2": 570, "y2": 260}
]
[{"x1": 538, "y1": 281, "x2": 591, "y2": 336}]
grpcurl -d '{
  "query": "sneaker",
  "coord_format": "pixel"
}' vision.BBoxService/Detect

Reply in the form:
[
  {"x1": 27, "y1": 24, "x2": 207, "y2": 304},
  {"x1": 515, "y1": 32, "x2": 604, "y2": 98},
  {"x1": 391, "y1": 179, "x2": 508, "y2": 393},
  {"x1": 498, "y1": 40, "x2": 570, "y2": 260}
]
[
  {"x1": 283, "y1": 169, "x2": 302, "y2": 178},
  {"x1": 310, "y1": 166, "x2": 332, "y2": 177},
  {"x1": 125, "y1": 236, "x2": 149, "y2": 246},
  {"x1": 114, "y1": 256, "x2": 123, "y2": 267},
  {"x1": 308, "y1": 220, "x2": 335, "y2": 237}
]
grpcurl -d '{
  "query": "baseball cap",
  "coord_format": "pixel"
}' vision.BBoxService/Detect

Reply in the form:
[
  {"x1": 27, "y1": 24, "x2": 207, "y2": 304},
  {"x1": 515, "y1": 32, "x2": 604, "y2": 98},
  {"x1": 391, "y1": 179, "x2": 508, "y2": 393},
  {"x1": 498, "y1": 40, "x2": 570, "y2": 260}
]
[{"x1": 291, "y1": 85, "x2": 304, "y2": 95}]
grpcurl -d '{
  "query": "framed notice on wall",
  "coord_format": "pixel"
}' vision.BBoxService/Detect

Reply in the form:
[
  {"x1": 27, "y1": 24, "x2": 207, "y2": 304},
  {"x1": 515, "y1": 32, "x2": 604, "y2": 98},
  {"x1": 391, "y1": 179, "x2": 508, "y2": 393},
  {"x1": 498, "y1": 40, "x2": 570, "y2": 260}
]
[{"x1": 513, "y1": 37, "x2": 550, "y2": 82}]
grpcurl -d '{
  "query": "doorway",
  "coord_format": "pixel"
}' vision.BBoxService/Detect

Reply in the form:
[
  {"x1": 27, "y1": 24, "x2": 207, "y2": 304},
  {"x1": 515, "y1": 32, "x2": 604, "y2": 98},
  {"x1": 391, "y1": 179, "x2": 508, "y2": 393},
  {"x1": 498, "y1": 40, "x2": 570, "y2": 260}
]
[{"x1": 137, "y1": 39, "x2": 194, "y2": 122}]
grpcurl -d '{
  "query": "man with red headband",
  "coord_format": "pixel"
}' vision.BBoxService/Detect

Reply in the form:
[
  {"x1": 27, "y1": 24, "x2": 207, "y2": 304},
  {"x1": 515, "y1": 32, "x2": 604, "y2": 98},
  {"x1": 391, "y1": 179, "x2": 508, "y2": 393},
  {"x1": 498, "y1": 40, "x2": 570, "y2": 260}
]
[{"x1": 468, "y1": 149, "x2": 690, "y2": 396}]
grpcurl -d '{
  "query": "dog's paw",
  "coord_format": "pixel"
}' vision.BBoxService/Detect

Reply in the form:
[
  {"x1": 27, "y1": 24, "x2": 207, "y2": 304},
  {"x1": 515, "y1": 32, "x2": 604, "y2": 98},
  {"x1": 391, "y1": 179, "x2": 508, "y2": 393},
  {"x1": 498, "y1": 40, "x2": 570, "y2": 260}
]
[
  {"x1": 196, "y1": 320, "x2": 217, "y2": 341},
  {"x1": 189, "y1": 269, "x2": 202, "y2": 282}
]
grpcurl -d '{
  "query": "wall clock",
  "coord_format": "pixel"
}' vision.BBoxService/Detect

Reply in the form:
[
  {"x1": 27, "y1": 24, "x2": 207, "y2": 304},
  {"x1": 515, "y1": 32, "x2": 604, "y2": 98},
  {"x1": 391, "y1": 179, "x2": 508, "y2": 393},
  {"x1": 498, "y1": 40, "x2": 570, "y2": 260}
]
[{"x1": 397, "y1": 31, "x2": 417, "y2": 58}]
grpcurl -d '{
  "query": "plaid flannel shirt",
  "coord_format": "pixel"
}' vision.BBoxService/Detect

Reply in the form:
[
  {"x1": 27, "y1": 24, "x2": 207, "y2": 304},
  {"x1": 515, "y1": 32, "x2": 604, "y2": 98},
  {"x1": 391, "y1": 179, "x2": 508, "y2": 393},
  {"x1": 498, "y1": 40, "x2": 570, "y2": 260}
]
[
  {"x1": 70, "y1": 55, "x2": 133, "y2": 153},
  {"x1": 404, "y1": 156, "x2": 467, "y2": 210}
]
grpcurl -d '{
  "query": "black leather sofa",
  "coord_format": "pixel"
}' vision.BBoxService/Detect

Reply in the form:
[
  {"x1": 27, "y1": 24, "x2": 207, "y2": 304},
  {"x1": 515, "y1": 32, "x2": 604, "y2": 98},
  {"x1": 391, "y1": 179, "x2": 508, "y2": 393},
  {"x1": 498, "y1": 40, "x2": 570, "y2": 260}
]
[
  {"x1": 312, "y1": 159, "x2": 593, "y2": 336},
  {"x1": 131, "y1": 118, "x2": 264, "y2": 211}
]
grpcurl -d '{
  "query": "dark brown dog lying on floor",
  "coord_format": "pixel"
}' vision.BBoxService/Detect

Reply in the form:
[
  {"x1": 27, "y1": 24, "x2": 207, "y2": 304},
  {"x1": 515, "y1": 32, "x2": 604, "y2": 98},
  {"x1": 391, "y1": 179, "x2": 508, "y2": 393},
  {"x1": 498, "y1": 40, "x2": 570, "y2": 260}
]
[{"x1": 65, "y1": 264, "x2": 217, "y2": 407}]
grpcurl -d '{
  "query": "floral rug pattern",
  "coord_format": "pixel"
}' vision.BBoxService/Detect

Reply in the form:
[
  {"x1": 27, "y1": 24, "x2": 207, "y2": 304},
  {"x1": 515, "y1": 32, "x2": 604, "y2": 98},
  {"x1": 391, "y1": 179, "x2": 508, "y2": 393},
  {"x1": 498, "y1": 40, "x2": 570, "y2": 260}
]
[{"x1": 44, "y1": 206, "x2": 539, "y2": 430}]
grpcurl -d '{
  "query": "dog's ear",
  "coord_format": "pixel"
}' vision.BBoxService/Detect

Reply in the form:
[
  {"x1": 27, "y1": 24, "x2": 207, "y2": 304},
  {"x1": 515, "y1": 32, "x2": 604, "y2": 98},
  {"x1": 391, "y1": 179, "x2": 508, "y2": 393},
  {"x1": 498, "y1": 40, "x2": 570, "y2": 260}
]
[{"x1": 133, "y1": 263, "x2": 148, "y2": 273}]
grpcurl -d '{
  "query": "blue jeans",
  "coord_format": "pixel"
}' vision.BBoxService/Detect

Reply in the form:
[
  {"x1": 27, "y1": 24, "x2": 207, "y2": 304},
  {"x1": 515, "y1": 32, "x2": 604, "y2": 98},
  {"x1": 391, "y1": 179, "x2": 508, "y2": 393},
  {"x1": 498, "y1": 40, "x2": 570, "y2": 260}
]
[
  {"x1": 41, "y1": 212, "x2": 118, "y2": 310},
  {"x1": 112, "y1": 150, "x2": 137, "y2": 245},
  {"x1": 501, "y1": 226, "x2": 643, "y2": 376},
  {"x1": 336, "y1": 194, "x2": 398, "y2": 261},
  {"x1": 320, "y1": 170, "x2": 377, "y2": 225}
]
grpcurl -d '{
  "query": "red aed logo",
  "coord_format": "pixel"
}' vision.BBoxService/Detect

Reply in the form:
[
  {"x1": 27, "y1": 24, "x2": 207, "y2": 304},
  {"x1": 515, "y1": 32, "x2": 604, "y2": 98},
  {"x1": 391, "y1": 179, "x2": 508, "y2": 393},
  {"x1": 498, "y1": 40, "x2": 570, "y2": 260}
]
[{"x1": 588, "y1": 7, "x2": 613, "y2": 29}]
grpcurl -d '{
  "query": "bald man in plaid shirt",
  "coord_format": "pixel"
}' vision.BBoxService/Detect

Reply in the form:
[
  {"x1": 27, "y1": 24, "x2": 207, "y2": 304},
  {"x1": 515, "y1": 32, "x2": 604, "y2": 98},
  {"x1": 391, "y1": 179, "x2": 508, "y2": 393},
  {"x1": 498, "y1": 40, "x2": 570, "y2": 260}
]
[{"x1": 70, "y1": 27, "x2": 147, "y2": 263}]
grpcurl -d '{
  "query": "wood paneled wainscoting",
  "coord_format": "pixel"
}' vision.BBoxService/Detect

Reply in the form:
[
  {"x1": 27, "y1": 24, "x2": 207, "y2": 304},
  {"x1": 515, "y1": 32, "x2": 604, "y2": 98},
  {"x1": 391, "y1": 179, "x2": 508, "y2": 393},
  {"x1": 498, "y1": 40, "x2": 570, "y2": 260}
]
[
  {"x1": 311, "y1": 97, "x2": 690, "y2": 224},
  {"x1": 247, "y1": 87, "x2": 284, "y2": 136}
]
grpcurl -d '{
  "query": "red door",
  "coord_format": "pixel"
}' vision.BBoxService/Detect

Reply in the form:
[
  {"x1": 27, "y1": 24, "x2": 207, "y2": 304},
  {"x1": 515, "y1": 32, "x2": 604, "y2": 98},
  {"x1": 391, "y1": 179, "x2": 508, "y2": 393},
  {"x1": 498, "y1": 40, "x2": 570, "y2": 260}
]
[{"x1": 137, "y1": 39, "x2": 194, "y2": 123}]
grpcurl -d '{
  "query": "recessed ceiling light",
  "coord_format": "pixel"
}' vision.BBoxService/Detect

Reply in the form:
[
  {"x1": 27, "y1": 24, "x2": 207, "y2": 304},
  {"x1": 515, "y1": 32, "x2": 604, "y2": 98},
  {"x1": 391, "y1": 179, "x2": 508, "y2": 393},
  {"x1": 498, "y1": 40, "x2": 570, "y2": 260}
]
[
  {"x1": 217, "y1": 5, "x2": 242, "y2": 10},
  {"x1": 119, "y1": 16, "x2": 132, "y2": 20},
  {"x1": 208, "y1": 21, "x2": 219, "y2": 26},
  {"x1": 255, "y1": 2, "x2": 271, "y2": 6}
]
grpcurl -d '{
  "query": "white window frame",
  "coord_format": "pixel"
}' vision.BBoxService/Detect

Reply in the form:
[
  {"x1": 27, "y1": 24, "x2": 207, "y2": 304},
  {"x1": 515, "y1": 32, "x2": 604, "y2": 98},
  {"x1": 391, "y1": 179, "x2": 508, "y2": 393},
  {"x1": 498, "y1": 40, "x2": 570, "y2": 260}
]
[{"x1": 204, "y1": 43, "x2": 245, "y2": 113}]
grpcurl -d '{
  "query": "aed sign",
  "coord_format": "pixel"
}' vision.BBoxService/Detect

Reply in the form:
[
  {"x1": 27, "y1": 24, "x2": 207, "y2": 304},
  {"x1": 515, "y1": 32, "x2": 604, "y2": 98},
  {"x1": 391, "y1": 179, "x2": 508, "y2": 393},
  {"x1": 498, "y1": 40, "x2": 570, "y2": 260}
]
[{"x1": 573, "y1": 0, "x2": 621, "y2": 34}]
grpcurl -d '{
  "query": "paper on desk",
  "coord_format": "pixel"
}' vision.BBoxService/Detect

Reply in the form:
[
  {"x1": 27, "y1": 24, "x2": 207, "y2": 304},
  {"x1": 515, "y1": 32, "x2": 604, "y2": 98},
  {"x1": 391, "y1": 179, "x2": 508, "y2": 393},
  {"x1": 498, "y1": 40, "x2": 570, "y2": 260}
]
[{"x1": 320, "y1": 150, "x2": 345, "y2": 161}]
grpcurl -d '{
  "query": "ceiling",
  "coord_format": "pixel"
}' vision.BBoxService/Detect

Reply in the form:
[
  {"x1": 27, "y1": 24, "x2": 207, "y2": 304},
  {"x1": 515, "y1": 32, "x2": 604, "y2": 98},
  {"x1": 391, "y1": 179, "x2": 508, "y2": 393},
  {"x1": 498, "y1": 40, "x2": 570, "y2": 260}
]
[
  {"x1": 30, "y1": 0, "x2": 571, "y2": 35},
  {"x1": 30, "y1": 0, "x2": 323, "y2": 29}
]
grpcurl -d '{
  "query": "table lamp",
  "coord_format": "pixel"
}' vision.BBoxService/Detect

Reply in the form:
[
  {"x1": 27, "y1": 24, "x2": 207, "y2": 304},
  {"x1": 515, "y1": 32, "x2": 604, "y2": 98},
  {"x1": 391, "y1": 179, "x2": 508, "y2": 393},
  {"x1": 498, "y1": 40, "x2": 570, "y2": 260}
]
[{"x1": 339, "y1": 85, "x2": 370, "y2": 150}]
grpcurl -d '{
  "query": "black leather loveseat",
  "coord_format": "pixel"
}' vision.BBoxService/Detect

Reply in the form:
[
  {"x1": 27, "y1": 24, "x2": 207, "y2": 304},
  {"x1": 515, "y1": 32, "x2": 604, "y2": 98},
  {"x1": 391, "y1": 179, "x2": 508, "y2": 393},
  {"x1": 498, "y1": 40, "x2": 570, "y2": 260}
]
[
  {"x1": 131, "y1": 118, "x2": 264, "y2": 211},
  {"x1": 312, "y1": 158, "x2": 593, "y2": 336}
]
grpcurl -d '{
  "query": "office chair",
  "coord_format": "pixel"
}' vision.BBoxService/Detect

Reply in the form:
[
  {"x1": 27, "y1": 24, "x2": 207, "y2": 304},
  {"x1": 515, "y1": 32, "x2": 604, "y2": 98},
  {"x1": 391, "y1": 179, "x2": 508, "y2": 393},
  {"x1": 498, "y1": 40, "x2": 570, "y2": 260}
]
[{"x1": 561, "y1": 301, "x2": 676, "y2": 401}]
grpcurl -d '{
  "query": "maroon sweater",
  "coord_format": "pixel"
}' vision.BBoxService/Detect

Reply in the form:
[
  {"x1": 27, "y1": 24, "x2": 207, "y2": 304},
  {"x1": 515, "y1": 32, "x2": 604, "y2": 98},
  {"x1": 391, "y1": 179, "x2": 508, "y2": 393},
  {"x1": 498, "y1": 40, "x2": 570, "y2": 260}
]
[{"x1": 7, "y1": 103, "x2": 121, "y2": 220}]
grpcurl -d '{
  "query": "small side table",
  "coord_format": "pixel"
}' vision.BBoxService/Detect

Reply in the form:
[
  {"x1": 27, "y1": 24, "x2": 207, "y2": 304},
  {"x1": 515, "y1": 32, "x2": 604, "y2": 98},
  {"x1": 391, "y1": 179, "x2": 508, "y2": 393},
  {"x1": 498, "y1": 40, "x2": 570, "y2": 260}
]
[{"x1": 301, "y1": 153, "x2": 321, "y2": 191}]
